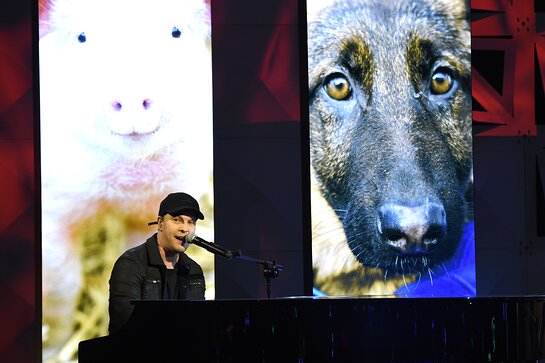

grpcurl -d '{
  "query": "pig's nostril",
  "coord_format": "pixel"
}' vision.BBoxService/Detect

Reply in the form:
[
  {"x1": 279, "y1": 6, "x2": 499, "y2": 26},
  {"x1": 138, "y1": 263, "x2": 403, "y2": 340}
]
[
  {"x1": 111, "y1": 100, "x2": 152, "y2": 111},
  {"x1": 112, "y1": 101, "x2": 122, "y2": 111},
  {"x1": 142, "y1": 99, "x2": 152, "y2": 110}
]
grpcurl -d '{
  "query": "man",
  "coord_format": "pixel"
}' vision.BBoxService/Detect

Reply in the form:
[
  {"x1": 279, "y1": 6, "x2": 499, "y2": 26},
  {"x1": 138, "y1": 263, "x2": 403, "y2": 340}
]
[{"x1": 108, "y1": 192, "x2": 206, "y2": 334}]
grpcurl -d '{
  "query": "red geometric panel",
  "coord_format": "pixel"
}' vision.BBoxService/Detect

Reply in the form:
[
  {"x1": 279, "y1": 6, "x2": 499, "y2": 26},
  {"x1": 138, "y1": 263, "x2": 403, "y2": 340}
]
[
  {"x1": 0, "y1": 23, "x2": 32, "y2": 116},
  {"x1": 0, "y1": 2, "x2": 36, "y2": 363},
  {"x1": 211, "y1": 0, "x2": 300, "y2": 126},
  {"x1": 472, "y1": 0, "x2": 538, "y2": 136},
  {"x1": 249, "y1": 0, "x2": 300, "y2": 123}
]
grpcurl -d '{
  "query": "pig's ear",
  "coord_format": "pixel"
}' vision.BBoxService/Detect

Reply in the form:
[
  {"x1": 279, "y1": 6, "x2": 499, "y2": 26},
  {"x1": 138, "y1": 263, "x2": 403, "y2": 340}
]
[
  {"x1": 39, "y1": 0, "x2": 54, "y2": 38},
  {"x1": 188, "y1": 0, "x2": 211, "y2": 49},
  {"x1": 203, "y1": 0, "x2": 211, "y2": 26}
]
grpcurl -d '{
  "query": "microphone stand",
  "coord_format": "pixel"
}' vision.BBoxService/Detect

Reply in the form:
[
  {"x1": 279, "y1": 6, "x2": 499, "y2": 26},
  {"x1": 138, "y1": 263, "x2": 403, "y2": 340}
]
[
  {"x1": 189, "y1": 238, "x2": 284, "y2": 298},
  {"x1": 230, "y1": 252, "x2": 284, "y2": 299}
]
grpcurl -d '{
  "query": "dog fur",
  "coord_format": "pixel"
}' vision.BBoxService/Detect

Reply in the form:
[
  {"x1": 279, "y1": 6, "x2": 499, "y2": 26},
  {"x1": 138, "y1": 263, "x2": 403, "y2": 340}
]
[{"x1": 308, "y1": 0, "x2": 472, "y2": 295}]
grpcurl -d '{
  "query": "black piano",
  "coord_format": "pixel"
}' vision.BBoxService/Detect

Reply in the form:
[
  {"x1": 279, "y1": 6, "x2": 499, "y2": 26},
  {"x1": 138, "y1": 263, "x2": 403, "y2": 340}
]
[{"x1": 79, "y1": 297, "x2": 545, "y2": 362}]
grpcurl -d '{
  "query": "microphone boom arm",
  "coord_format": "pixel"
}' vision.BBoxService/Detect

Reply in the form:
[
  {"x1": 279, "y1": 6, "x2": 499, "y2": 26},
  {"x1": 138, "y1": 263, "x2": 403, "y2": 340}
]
[{"x1": 185, "y1": 233, "x2": 283, "y2": 298}]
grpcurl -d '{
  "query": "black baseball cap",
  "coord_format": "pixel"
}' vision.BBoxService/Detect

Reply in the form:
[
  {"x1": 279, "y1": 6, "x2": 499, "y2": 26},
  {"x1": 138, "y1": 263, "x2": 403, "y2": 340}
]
[{"x1": 148, "y1": 192, "x2": 204, "y2": 225}]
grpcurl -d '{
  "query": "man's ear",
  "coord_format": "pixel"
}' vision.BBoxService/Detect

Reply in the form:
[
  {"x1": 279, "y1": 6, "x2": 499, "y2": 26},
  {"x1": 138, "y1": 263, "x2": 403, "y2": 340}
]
[{"x1": 157, "y1": 216, "x2": 163, "y2": 230}]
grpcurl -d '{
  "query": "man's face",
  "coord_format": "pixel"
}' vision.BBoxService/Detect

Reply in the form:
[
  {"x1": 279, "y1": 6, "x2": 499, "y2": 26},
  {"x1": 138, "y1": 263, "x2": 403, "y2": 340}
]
[{"x1": 157, "y1": 213, "x2": 197, "y2": 255}]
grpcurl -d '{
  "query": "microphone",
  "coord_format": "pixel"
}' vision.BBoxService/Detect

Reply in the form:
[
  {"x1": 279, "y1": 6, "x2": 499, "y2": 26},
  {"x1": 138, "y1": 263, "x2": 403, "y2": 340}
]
[{"x1": 186, "y1": 233, "x2": 234, "y2": 259}]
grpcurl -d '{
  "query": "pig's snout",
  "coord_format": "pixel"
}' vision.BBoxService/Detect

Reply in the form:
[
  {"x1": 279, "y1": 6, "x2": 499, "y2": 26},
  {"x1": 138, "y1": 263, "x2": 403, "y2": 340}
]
[{"x1": 107, "y1": 95, "x2": 162, "y2": 136}]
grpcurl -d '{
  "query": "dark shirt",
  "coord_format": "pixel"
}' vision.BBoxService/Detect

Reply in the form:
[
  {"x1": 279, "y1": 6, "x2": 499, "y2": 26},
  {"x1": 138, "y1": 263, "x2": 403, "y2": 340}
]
[
  {"x1": 165, "y1": 268, "x2": 178, "y2": 298},
  {"x1": 108, "y1": 234, "x2": 205, "y2": 334}
]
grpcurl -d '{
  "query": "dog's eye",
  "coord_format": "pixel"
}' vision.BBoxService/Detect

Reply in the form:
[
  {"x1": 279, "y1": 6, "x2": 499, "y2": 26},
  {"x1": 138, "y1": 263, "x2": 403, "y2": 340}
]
[
  {"x1": 430, "y1": 68, "x2": 453, "y2": 95},
  {"x1": 324, "y1": 74, "x2": 352, "y2": 100}
]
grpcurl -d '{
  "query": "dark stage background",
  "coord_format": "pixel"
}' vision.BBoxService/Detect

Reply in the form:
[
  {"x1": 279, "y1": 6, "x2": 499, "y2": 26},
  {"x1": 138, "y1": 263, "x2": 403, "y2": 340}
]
[{"x1": 0, "y1": 0, "x2": 544, "y2": 361}]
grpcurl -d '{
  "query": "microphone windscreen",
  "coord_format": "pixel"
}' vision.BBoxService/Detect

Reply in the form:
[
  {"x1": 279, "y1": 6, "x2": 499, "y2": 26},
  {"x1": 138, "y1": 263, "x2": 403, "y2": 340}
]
[{"x1": 186, "y1": 232, "x2": 196, "y2": 243}]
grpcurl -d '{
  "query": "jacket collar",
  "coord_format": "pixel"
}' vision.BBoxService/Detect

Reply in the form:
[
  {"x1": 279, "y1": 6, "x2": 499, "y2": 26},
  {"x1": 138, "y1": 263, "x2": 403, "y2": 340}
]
[{"x1": 145, "y1": 234, "x2": 164, "y2": 266}]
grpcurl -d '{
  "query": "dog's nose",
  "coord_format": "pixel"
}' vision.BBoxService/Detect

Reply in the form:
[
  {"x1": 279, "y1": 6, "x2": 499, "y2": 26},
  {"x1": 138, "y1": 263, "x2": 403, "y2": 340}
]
[{"x1": 377, "y1": 201, "x2": 446, "y2": 254}]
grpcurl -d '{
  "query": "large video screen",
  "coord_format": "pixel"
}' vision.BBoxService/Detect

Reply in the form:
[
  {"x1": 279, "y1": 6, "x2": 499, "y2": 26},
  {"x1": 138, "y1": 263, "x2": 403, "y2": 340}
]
[
  {"x1": 38, "y1": 0, "x2": 214, "y2": 361},
  {"x1": 307, "y1": 0, "x2": 475, "y2": 297}
]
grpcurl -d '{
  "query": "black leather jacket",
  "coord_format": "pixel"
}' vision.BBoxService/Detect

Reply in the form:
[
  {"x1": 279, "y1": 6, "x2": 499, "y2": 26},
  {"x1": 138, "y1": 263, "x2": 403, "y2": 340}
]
[{"x1": 108, "y1": 234, "x2": 205, "y2": 334}]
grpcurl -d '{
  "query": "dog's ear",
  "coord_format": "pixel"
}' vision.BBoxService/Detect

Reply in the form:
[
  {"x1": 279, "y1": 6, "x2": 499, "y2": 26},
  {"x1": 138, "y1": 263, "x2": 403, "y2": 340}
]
[
  {"x1": 433, "y1": 0, "x2": 469, "y2": 20},
  {"x1": 306, "y1": 0, "x2": 336, "y2": 22}
]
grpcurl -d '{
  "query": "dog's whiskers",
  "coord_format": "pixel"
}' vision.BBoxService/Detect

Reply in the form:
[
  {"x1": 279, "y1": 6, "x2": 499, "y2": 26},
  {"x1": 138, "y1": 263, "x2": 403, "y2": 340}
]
[
  {"x1": 427, "y1": 267, "x2": 434, "y2": 286},
  {"x1": 415, "y1": 272, "x2": 422, "y2": 288},
  {"x1": 439, "y1": 263, "x2": 451, "y2": 279},
  {"x1": 402, "y1": 273, "x2": 410, "y2": 292},
  {"x1": 330, "y1": 208, "x2": 348, "y2": 216},
  {"x1": 312, "y1": 225, "x2": 346, "y2": 240}
]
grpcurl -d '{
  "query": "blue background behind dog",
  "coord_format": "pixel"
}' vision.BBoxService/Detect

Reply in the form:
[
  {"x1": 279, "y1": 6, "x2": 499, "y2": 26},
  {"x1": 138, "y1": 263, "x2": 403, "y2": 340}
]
[{"x1": 0, "y1": 0, "x2": 544, "y2": 361}]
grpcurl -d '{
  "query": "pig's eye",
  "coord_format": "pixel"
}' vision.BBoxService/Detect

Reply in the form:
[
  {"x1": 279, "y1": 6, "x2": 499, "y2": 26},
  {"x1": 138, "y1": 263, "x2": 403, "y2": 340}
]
[
  {"x1": 77, "y1": 32, "x2": 87, "y2": 43},
  {"x1": 171, "y1": 26, "x2": 182, "y2": 38}
]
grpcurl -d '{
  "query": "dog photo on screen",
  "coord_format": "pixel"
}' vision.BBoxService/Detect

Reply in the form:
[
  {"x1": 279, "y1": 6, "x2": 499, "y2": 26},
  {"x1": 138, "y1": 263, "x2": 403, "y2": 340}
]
[{"x1": 308, "y1": 0, "x2": 475, "y2": 297}]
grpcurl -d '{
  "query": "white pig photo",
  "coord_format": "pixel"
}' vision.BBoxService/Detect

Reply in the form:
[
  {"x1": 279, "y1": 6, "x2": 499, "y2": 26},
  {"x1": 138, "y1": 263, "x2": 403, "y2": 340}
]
[{"x1": 39, "y1": 0, "x2": 214, "y2": 361}]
